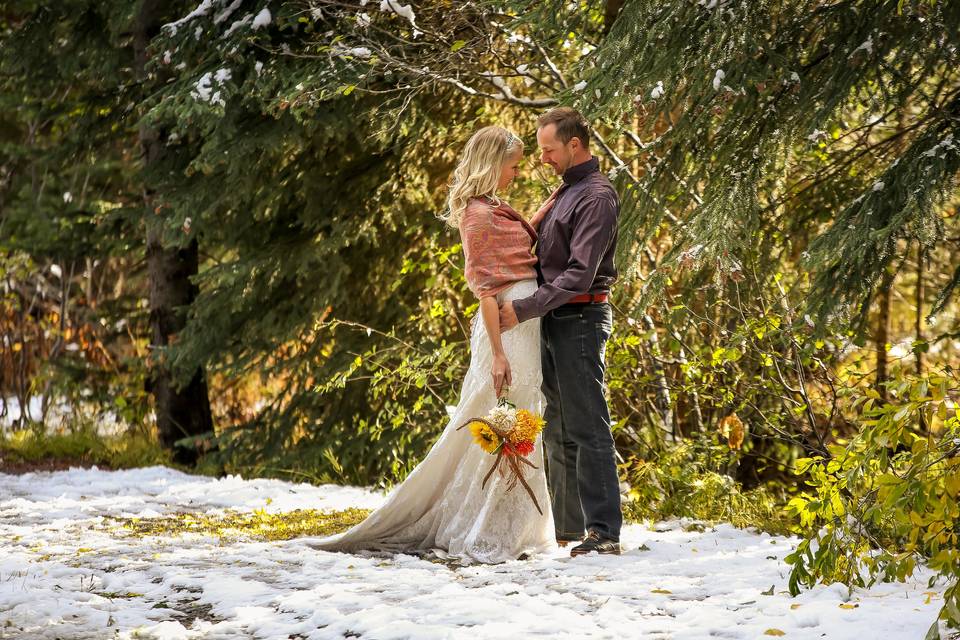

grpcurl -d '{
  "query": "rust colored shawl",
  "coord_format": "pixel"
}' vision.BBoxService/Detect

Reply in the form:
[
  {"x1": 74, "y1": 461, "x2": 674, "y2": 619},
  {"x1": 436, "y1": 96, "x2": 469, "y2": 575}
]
[{"x1": 459, "y1": 197, "x2": 538, "y2": 300}]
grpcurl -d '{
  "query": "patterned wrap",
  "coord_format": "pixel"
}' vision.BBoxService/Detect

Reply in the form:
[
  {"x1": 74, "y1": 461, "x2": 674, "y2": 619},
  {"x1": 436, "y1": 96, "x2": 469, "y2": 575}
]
[{"x1": 459, "y1": 197, "x2": 538, "y2": 300}]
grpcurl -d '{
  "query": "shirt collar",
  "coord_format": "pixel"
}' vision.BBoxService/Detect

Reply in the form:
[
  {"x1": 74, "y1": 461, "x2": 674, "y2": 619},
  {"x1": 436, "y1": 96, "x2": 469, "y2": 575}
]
[{"x1": 562, "y1": 157, "x2": 599, "y2": 185}]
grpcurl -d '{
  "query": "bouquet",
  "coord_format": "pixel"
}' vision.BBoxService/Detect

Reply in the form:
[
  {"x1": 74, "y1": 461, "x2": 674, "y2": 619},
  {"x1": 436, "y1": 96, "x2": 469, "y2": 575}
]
[{"x1": 457, "y1": 393, "x2": 546, "y2": 514}]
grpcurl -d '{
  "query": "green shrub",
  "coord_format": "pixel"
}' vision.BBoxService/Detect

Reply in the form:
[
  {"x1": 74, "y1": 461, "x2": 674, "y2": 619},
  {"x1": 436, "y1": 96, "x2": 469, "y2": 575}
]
[
  {"x1": 1, "y1": 420, "x2": 171, "y2": 470},
  {"x1": 623, "y1": 439, "x2": 795, "y2": 536},
  {"x1": 785, "y1": 371, "x2": 960, "y2": 637}
]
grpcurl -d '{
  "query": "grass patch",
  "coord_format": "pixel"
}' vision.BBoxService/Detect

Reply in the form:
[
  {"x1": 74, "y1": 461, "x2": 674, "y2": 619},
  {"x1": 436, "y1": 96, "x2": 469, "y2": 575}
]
[
  {"x1": 0, "y1": 423, "x2": 172, "y2": 471},
  {"x1": 105, "y1": 507, "x2": 371, "y2": 542},
  {"x1": 623, "y1": 449, "x2": 797, "y2": 536}
]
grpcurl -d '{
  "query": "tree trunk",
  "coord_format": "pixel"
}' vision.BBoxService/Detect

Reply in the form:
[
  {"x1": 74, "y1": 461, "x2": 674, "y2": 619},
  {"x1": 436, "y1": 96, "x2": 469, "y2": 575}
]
[
  {"x1": 134, "y1": 0, "x2": 213, "y2": 464},
  {"x1": 641, "y1": 314, "x2": 674, "y2": 441},
  {"x1": 916, "y1": 243, "x2": 927, "y2": 434},
  {"x1": 915, "y1": 243, "x2": 925, "y2": 376},
  {"x1": 875, "y1": 267, "x2": 894, "y2": 400}
]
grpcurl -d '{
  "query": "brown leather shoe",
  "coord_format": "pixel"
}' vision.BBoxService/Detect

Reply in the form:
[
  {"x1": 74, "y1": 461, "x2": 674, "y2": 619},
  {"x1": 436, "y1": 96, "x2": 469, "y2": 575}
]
[{"x1": 570, "y1": 530, "x2": 621, "y2": 557}]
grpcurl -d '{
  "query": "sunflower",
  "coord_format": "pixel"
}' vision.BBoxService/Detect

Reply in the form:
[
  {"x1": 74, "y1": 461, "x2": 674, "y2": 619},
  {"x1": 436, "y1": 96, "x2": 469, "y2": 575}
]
[
  {"x1": 509, "y1": 410, "x2": 545, "y2": 444},
  {"x1": 469, "y1": 420, "x2": 501, "y2": 454}
]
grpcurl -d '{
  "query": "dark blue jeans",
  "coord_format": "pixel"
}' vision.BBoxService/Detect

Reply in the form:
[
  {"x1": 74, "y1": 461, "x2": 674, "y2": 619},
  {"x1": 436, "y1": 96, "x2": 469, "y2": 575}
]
[{"x1": 541, "y1": 302, "x2": 622, "y2": 542}]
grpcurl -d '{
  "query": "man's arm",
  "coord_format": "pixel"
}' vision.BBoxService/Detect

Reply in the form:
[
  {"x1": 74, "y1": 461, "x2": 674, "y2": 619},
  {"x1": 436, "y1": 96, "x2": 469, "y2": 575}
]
[{"x1": 508, "y1": 193, "x2": 618, "y2": 325}]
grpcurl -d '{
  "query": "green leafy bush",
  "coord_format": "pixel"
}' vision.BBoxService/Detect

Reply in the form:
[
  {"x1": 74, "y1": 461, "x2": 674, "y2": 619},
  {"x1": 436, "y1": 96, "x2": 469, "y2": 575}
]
[{"x1": 785, "y1": 371, "x2": 960, "y2": 637}]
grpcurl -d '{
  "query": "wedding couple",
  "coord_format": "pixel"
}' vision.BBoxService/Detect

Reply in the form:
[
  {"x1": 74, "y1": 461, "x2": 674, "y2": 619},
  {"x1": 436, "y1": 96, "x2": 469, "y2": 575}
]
[{"x1": 310, "y1": 107, "x2": 622, "y2": 563}]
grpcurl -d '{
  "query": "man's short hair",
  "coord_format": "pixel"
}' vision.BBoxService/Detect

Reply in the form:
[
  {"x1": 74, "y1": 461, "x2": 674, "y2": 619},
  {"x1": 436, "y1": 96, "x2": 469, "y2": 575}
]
[{"x1": 536, "y1": 107, "x2": 590, "y2": 148}]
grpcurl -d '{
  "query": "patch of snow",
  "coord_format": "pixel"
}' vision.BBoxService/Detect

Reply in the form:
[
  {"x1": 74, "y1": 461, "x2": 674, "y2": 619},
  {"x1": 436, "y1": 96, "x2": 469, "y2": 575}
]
[
  {"x1": 850, "y1": 35, "x2": 874, "y2": 57},
  {"x1": 191, "y1": 68, "x2": 231, "y2": 107},
  {"x1": 380, "y1": 0, "x2": 417, "y2": 28},
  {"x1": 1, "y1": 396, "x2": 131, "y2": 436},
  {"x1": 223, "y1": 13, "x2": 252, "y2": 37},
  {"x1": 251, "y1": 7, "x2": 271, "y2": 30},
  {"x1": 922, "y1": 133, "x2": 956, "y2": 159},
  {"x1": 162, "y1": 0, "x2": 216, "y2": 35},
  {"x1": 213, "y1": 0, "x2": 243, "y2": 24},
  {"x1": 712, "y1": 68, "x2": 725, "y2": 91},
  {"x1": 0, "y1": 467, "x2": 944, "y2": 639}
]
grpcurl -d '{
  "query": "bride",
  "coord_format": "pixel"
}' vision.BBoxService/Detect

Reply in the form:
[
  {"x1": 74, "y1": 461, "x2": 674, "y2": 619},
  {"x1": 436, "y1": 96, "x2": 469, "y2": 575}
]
[{"x1": 308, "y1": 125, "x2": 558, "y2": 563}]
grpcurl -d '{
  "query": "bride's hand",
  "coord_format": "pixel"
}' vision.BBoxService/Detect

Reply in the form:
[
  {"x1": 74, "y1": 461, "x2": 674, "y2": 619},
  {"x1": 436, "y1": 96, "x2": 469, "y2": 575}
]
[
  {"x1": 491, "y1": 352, "x2": 512, "y2": 398},
  {"x1": 530, "y1": 187, "x2": 560, "y2": 230}
]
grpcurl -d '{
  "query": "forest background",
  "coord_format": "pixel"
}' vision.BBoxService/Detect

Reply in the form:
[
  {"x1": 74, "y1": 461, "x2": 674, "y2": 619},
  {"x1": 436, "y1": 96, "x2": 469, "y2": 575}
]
[{"x1": 2, "y1": 0, "x2": 959, "y2": 633}]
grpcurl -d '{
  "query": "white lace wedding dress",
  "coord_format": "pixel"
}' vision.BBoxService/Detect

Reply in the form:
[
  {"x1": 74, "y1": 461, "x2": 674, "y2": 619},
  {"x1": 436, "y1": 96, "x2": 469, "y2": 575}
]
[{"x1": 308, "y1": 279, "x2": 555, "y2": 564}]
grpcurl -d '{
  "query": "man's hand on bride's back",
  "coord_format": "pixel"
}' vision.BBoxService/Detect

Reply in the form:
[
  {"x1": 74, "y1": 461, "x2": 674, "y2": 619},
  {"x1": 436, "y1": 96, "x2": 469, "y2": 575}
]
[{"x1": 498, "y1": 302, "x2": 519, "y2": 333}]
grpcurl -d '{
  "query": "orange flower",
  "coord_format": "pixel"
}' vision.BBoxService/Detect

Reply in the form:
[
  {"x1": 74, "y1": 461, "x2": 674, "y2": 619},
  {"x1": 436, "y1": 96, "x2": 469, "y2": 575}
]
[{"x1": 510, "y1": 410, "x2": 545, "y2": 445}]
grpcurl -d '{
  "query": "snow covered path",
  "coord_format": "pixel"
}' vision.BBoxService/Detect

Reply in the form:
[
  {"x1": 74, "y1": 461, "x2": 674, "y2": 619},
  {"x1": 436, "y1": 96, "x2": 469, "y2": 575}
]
[{"x1": 0, "y1": 466, "x2": 945, "y2": 639}]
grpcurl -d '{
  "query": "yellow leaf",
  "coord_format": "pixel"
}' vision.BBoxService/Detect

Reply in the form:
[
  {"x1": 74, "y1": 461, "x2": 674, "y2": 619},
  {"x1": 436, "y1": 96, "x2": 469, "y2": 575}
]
[
  {"x1": 839, "y1": 603, "x2": 858, "y2": 609},
  {"x1": 790, "y1": 603, "x2": 802, "y2": 610},
  {"x1": 945, "y1": 473, "x2": 960, "y2": 499},
  {"x1": 764, "y1": 630, "x2": 786, "y2": 636},
  {"x1": 651, "y1": 589, "x2": 672, "y2": 594}
]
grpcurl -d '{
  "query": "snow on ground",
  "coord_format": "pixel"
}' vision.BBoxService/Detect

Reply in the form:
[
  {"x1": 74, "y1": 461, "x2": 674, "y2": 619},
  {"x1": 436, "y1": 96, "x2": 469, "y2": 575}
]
[
  {"x1": 1, "y1": 395, "x2": 130, "y2": 436},
  {"x1": 0, "y1": 466, "x2": 946, "y2": 639}
]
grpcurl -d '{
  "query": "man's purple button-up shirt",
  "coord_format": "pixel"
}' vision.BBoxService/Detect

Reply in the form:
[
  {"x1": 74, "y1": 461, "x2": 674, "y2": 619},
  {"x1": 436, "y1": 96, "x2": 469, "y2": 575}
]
[{"x1": 512, "y1": 157, "x2": 619, "y2": 323}]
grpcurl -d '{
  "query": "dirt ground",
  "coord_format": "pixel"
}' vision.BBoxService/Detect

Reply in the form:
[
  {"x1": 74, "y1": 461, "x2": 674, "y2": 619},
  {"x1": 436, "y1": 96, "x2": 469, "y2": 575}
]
[{"x1": 0, "y1": 454, "x2": 95, "y2": 474}]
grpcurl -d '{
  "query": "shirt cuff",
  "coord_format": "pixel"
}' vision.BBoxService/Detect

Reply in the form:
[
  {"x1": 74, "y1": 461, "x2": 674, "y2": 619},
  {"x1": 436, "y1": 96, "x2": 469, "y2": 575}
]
[{"x1": 512, "y1": 297, "x2": 538, "y2": 324}]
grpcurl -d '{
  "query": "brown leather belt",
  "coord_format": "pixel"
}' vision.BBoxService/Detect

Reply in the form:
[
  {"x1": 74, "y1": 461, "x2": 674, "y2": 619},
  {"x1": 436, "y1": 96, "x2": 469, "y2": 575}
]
[{"x1": 567, "y1": 293, "x2": 608, "y2": 304}]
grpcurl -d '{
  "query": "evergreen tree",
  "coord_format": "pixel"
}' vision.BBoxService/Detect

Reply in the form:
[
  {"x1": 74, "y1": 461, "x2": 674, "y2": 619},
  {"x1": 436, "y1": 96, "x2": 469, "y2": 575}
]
[
  {"x1": 562, "y1": 0, "x2": 960, "y2": 333},
  {"x1": 144, "y1": 1, "x2": 485, "y2": 483},
  {"x1": 0, "y1": 0, "x2": 214, "y2": 458}
]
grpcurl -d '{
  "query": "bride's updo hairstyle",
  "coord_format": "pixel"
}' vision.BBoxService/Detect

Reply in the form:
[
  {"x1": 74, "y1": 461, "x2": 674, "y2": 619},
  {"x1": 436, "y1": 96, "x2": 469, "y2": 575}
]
[{"x1": 443, "y1": 125, "x2": 523, "y2": 228}]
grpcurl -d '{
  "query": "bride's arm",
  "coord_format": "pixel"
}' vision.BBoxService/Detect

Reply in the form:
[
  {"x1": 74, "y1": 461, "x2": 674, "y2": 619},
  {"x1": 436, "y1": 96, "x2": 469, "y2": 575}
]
[{"x1": 480, "y1": 296, "x2": 512, "y2": 397}]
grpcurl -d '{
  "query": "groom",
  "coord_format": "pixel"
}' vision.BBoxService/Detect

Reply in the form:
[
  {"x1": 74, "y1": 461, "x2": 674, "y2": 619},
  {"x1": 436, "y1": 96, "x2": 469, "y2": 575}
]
[{"x1": 499, "y1": 107, "x2": 622, "y2": 556}]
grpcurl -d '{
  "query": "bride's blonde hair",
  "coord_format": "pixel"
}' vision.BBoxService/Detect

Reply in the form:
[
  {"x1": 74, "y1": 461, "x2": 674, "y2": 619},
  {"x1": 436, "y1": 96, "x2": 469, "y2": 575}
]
[{"x1": 443, "y1": 125, "x2": 523, "y2": 228}]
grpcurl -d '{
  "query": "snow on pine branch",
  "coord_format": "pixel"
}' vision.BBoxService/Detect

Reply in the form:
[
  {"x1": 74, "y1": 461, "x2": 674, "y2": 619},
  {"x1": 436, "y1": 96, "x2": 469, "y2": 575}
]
[
  {"x1": 162, "y1": 0, "x2": 269, "y2": 35},
  {"x1": 376, "y1": 0, "x2": 417, "y2": 29},
  {"x1": 192, "y1": 68, "x2": 232, "y2": 106}
]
